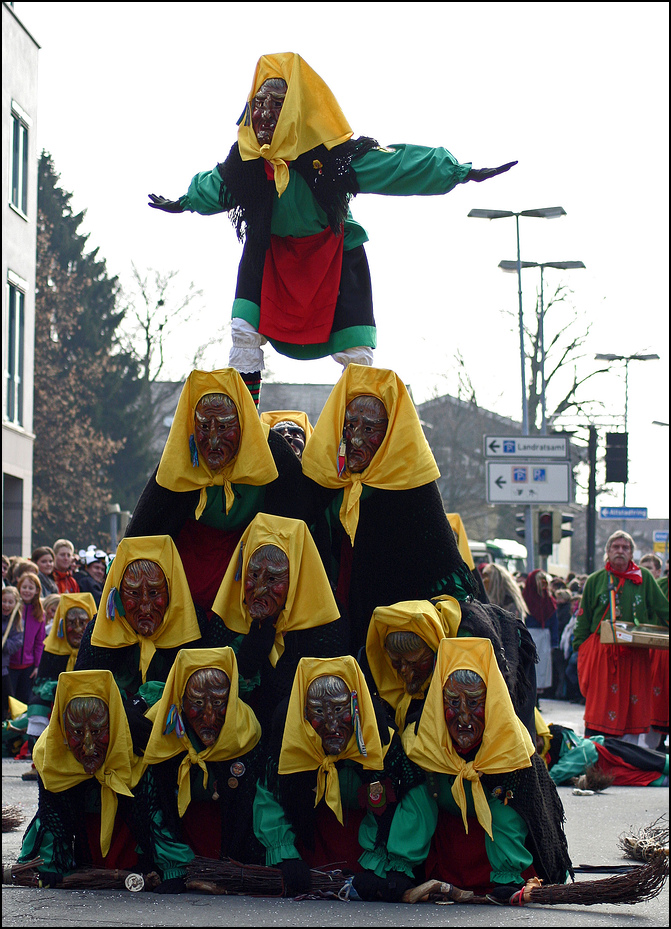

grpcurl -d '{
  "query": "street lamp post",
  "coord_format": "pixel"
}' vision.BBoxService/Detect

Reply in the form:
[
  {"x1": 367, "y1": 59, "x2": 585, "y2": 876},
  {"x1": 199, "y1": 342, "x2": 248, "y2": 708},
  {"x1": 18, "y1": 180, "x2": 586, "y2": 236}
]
[
  {"x1": 469, "y1": 207, "x2": 567, "y2": 572},
  {"x1": 594, "y1": 352, "x2": 660, "y2": 504},
  {"x1": 499, "y1": 260, "x2": 586, "y2": 435}
]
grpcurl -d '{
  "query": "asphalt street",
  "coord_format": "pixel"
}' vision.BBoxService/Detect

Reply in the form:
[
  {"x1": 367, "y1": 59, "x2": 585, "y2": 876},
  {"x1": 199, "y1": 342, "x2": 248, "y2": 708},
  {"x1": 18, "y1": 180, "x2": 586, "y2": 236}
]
[{"x1": 2, "y1": 697, "x2": 669, "y2": 927}]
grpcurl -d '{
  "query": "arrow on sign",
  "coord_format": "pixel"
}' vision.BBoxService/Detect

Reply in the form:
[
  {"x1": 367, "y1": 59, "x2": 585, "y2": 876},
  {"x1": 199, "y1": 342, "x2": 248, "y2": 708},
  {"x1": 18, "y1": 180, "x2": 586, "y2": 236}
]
[
  {"x1": 488, "y1": 440, "x2": 501, "y2": 453},
  {"x1": 495, "y1": 476, "x2": 506, "y2": 488}
]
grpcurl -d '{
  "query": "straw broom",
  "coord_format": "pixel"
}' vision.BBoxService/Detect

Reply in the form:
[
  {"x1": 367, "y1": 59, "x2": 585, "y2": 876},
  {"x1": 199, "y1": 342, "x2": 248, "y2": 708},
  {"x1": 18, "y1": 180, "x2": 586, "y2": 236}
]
[
  {"x1": 186, "y1": 856, "x2": 349, "y2": 897},
  {"x1": 403, "y1": 851, "x2": 668, "y2": 906},
  {"x1": 3, "y1": 858, "x2": 160, "y2": 891},
  {"x1": 2, "y1": 805, "x2": 25, "y2": 832},
  {"x1": 618, "y1": 815, "x2": 669, "y2": 863}
]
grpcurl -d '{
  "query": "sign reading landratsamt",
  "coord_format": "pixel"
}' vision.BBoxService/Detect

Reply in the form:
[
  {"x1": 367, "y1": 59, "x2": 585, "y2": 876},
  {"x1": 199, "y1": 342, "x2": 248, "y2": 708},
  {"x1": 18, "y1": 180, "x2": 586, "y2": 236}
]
[{"x1": 484, "y1": 435, "x2": 569, "y2": 459}]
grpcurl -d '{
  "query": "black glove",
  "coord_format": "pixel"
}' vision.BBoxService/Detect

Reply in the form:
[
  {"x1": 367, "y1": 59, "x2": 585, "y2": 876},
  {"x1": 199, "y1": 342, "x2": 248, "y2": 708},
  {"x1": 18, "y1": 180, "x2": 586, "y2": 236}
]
[
  {"x1": 123, "y1": 695, "x2": 153, "y2": 755},
  {"x1": 148, "y1": 193, "x2": 184, "y2": 213},
  {"x1": 352, "y1": 869, "x2": 414, "y2": 902},
  {"x1": 380, "y1": 870, "x2": 415, "y2": 902},
  {"x1": 466, "y1": 161, "x2": 518, "y2": 182},
  {"x1": 351, "y1": 870, "x2": 386, "y2": 900},
  {"x1": 38, "y1": 871, "x2": 63, "y2": 888},
  {"x1": 485, "y1": 882, "x2": 524, "y2": 905},
  {"x1": 278, "y1": 858, "x2": 312, "y2": 895},
  {"x1": 153, "y1": 876, "x2": 187, "y2": 894},
  {"x1": 235, "y1": 619, "x2": 277, "y2": 679}
]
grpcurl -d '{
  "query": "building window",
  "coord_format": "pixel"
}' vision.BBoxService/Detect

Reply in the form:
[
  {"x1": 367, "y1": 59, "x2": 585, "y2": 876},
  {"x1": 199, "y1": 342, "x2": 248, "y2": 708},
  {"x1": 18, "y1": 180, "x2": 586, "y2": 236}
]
[
  {"x1": 10, "y1": 101, "x2": 32, "y2": 216},
  {"x1": 6, "y1": 280, "x2": 25, "y2": 427}
]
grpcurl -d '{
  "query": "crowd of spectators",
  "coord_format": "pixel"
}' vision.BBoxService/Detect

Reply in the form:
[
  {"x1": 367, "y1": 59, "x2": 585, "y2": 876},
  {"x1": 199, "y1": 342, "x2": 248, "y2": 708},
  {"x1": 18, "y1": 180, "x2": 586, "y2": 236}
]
[{"x1": 2, "y1": 540, "x2": 111, "y2": 721}]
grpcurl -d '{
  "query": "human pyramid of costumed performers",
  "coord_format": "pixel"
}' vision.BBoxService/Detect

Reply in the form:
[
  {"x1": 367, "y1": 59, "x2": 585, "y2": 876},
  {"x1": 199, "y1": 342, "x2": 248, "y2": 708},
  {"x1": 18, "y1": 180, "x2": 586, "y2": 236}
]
[{"x1": 4, "y1": 54, "x2": 668, "y2": 908}]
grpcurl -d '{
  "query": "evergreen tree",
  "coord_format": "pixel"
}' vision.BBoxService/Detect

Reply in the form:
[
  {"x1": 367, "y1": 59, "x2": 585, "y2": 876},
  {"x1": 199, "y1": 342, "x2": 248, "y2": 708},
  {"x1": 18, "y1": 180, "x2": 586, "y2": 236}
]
[{"x1": 32, "y1": 152, "x2": 138, "y2": 545}]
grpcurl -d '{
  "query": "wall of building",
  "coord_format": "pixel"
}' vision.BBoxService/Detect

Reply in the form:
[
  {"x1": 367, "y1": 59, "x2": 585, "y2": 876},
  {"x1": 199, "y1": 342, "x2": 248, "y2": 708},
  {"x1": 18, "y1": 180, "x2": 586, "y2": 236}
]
[{"x1": 2, "y1": 2, "x2": 40, "y2": 555}]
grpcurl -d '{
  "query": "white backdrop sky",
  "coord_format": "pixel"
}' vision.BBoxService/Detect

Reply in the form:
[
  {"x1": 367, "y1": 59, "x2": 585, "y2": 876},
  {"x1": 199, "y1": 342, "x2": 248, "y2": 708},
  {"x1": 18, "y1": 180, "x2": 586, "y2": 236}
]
[{"x1": 15, "y1": 1, "x2": 669, "y2": 519}]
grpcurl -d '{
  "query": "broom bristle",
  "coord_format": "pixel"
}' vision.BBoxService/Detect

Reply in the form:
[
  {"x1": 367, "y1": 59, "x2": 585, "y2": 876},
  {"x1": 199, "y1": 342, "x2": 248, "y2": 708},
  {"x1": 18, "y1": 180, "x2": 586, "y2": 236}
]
[
  {"x1": 185, "y1": 856, "x2": 349, "y2": 897},
  {"x1": 618, "y1": 815, "x2": 669, "y2": 863},
  {"x1": 528, "y1": 852, "x2": 668, "y2": 906},
  {"x1": 2, "y1": 805, "x2": 26, "y2": 832},
  {"x1": 572, "y1": 764, "x2": 615, "y2": 792}
]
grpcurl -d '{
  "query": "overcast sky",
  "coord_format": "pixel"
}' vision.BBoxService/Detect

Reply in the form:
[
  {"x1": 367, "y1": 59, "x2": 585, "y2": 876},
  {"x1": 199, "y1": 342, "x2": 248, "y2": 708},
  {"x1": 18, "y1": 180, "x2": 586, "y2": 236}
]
[{"x1": 15, "y1": 1, "x2": 670, "y2": 520}]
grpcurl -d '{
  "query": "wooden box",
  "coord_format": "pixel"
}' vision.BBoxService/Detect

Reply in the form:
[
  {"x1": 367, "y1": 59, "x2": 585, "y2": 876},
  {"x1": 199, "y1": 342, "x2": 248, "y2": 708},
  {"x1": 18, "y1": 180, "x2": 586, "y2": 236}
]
[{"x1": 600, "y1": 621, "x2": 669, "y2": 650}]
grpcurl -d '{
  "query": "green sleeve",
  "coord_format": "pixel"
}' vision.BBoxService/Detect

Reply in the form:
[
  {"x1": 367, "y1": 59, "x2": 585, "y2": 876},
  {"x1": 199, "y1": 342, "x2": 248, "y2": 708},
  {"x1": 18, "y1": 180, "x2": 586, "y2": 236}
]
[
  {"x1": 18, "y1": 816, "x2": 75, "y2": 875},
  {"x1": 351, "y1": 144, "x2": 471, "y2": 196},
  {"x1": 137, "y1": 680, "x2": 166, "y2": 708},
  {"x1": 548, "y1": 730, "x2": 600, "y2": 784},
  {"x1": 182, "y1": 168, "x2": 235, "y2": 216},
  {"x1": 252, "y1": 781, "x2": 301, "y2": 866},
  {"x1": 31, "y1": 678, "x2": 58, "y2": 704},
  {"x1": 487, "y1": 796, "x2": 534, "y2": 884},
  {"x1": 375, "y1": 782, "x2": 438, "y2": 878},
  {"x1": 146, "y1": 799, "x2": 194, "y2": 880}
]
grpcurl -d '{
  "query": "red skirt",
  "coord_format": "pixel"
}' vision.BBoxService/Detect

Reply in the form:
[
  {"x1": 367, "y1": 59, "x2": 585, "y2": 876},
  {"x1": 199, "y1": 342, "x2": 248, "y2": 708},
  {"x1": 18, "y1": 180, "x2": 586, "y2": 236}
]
[
  {"x1": 296, "y1": 804, "x2": 366, "y2": 873},
  {"x1": 424, "y1": 811, "x2": 536, "y2": 895},
  {"x1": 175, "y1": 518, "x2": 244, "y2": 613},
  {"x1": 649, "y1": 648, "x2": 669, "y2": 729},
  {"x1": 578, "y1": 631, "x2": 651, "y2": 736},
  {"x1": 180, "y1": 801, "x2": 223, "y2": 859},
  {"x1": 260, "y1": 228, "x2": 344, "y2": 344},
  {"x1": 85, "y1": 814, "x2": 139, "y2": 871}
]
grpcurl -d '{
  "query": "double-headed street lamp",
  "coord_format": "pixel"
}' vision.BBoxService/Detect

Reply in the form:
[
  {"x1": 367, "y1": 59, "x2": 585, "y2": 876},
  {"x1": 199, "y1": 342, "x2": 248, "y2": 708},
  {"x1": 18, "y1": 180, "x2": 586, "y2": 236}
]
[
  {"x1": 594, "y1": 352, "x2": 660, "y2": 504},
  {"x1": 499, "y1": 260, "x2": 586, "y2": 435},
  {"x1": 468, "y1": 207, "x2": 567, "y2": 571}
]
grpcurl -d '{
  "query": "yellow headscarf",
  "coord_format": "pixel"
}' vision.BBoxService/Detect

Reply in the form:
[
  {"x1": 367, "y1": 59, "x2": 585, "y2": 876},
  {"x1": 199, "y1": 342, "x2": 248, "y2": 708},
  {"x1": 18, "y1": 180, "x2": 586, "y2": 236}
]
[
  {"x1": 155, "y1": 368, "x2": 277, "y2": 520},
  {"x1": 237, "y1": 52, "x2": 353, "y2": 197},
  {"x1": 259, "y1": 409, "x2": 314, "y2": 445},
  {"x1": 32, "y1": 670, "x2": 142, "y2": 858},
  {"x1": 91, "y1": 536, "x2": 200, "y2": 683},
  {"x1": 366, "y1": 598, "x2": 461, "y2": 731},
  {"x1": 211, "y1": 514, "x2": 339, "y2": 666},
  {"x1": 301, "y1": 366, "x2": 440, "y2": 544},
  {"x1": 534, "y1": 708, "x2": 552, "y2": 763},
  {"x1": 446, "y1": 514, "x2": 475, "y2": 570},
  {"x1": 278, "y1": 656, "x2": 389, "y2": 825},
  {"x1": 143, "y1": 647, "x2": 261, "y2": 817},
  {"x1": 402, "y1": 638, "x2": 534, "y2": 840},
  {"x1": 43, "y1": 592, "x2": 97, "y2": 671}
]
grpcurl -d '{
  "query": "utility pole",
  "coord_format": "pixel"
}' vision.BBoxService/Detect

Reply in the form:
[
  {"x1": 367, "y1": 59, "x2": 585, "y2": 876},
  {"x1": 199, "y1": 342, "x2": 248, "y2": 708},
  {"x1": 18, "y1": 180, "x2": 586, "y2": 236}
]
[{"x1": 586, "y1": 426, "x2": 597, "y2": 574}]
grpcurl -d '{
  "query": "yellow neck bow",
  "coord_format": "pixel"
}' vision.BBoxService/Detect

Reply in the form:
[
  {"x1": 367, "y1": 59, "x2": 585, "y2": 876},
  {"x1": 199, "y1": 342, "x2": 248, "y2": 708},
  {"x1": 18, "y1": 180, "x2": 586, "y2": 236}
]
[
  {"x1": 366, "y1": 597, "x2": 461, "y2": 731},
  {"x1": 156, "y1": 368, "x2": 277, "y2": 520},
  {"x1": 402, "y1": 638, "x2": 534, "y2": 839},
  {"x1": 301, "y1": 365, "x2": 440, "y2": 544},
  {"x1": 211, "y1": 513, "x2": 339, "y2": 666},
  {"x1": 237, "y1": 52, "x2": 353, "y2": 197},
  {"x1": 91, "y1": 535, "x2": 200, "y2": 684},
  {"x1": 32, "y1": 670, "x2": 142, "y2": 858},
  {"x1": 143, "y1": 647, "x2": 261, "y2": 817},
  {"x1": 43, "y1": 592, "x2": 97, "y2": 671},
  {"x1": 278, "y1": 656, "x2": 388, "y2": 825}
]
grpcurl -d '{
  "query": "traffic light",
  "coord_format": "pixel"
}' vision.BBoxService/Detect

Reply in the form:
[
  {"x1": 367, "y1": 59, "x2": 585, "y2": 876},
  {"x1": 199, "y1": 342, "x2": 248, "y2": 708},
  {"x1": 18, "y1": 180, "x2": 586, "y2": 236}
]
[
  {"x1": 605, "y1": 432, "x2": 628, "y2": 483},
  {"x1": 515, "y1": 513, "x2": 526, "y2": 539},
  {"x1": 559, "y1": 512, "x2": 574, "y2": 540},
  {"x1": 538, "y1": 511, "x2": 554, "y2": 556}
]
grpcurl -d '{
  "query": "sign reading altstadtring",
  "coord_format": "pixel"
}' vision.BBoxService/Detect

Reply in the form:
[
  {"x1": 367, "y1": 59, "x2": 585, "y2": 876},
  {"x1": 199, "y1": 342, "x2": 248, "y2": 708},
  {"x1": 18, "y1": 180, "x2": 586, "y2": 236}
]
[{"x1": 599, "y1": 507, "x2": 648, "y2": 520}]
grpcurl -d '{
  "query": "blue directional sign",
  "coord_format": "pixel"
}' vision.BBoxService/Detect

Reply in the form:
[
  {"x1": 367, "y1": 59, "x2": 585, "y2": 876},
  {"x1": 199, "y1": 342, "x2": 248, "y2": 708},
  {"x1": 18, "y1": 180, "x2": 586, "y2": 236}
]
[{"x1": 599, "y1": 507, "x2": 648, "y2": 520}]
